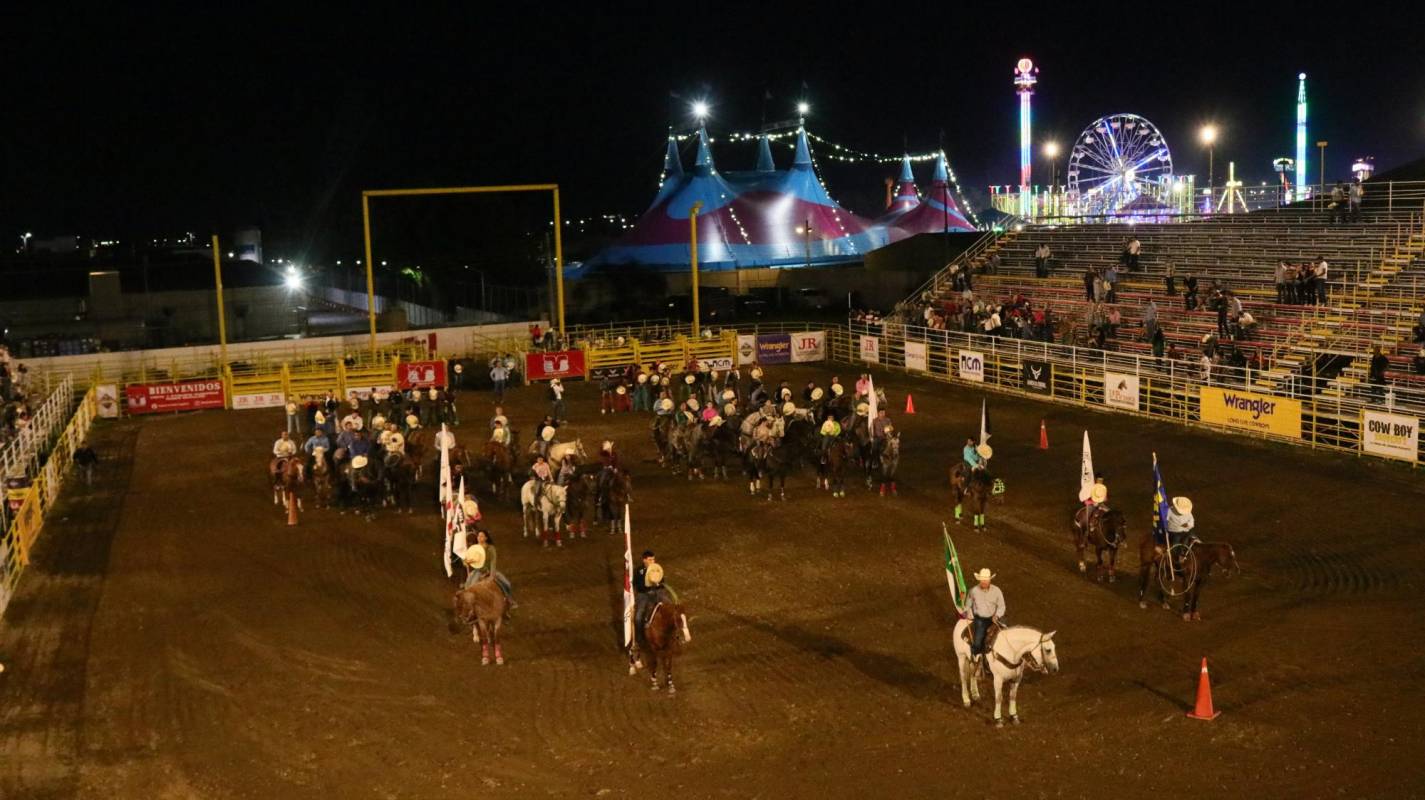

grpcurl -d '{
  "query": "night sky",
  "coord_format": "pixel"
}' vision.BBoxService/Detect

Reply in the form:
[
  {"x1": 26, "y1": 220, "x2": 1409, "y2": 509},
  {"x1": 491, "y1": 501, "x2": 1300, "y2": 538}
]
[{"x1": 5, "y1": 5, "x2": 1423, "y2": 266}]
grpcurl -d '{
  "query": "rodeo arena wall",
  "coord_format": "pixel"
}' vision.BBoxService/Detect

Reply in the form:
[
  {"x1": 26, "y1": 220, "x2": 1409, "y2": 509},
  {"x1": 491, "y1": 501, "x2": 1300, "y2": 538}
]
[{"x1": 5, "y1": 312, "x2": 1420, "y2": 620}]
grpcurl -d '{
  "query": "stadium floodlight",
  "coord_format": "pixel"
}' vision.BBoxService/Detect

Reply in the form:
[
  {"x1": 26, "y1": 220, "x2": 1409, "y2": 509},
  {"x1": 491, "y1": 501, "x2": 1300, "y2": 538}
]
[
  {"x1": 797, "y1": 101, "x2": 810, "y2": 116},
  {"x1": 691, "y1": 100, "x2": 710, "y2": 120}
]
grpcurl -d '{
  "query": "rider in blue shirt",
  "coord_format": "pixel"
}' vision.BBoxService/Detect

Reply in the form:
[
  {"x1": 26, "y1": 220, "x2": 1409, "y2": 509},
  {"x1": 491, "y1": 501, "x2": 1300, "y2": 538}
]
[{"x1": 963, "y1": 438, "x2": 984, "y2": 471}]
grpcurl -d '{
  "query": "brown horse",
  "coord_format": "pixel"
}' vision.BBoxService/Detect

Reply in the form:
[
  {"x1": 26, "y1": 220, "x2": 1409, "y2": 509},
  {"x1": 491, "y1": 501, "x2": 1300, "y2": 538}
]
[
  {"x1": 563, "y1": 473, "x2": 594, "y2": 538},
  {"x1": 383, "y1": 453, "x2": 418, "y2": 514},
  {"x1": 949, "y1": 462, "x2": 993, "y2": 531},
  {"x1": 1136, "y1": 535, "x2": 1239, "y2": 620},
  {"x1": 453, "y1": 578, "x2": 511, "y2": 665},
  {"x1": 271, "y1": 457, "x2": 304, "y2": 525},
  {"x1": 311, "y1": 453, "x2": 334, "y2": 509},
  {"x1": 448, "y1": 444, "x2": 473, "y2": 485},
  {"x1": 482, "y1": 440, "x2": 517, "y2": 500},
  {"x1": 638, "y1": 601, "x2": 688, "y2": 693},
  {"x1": 1071, "y1": 506, "x2": 1127, "y2": 581},
  {"x1": 817, "y1": 439, "x2": 851, "y2": 497}
]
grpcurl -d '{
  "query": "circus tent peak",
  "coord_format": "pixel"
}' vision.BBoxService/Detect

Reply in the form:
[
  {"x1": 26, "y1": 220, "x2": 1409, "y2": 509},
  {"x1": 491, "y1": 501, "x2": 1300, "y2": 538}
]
[{"x1": 755, "y1": 135, "x2": 776, "y2": 172}]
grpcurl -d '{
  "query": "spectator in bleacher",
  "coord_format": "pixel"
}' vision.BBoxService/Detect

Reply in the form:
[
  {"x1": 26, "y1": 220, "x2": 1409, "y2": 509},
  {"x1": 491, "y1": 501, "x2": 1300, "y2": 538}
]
[
  {"x1": 1105, "y1": 306, "x2": 1122, "y2": 338},
  {"x1": 1104, "y1": 263, "x2": 1119, "y2": 303},
  {"x1": 1183, "y1": 276, "x2": 1199, "y2": 311},
  {"x1": 1413, "y1": 309, "x2": 1425, "y2": 344},
  {"x1": 1237, "y1": 312, "x2": 1257, "y2": 339},
  {"x1": 1082, "y1": 266, "x2": 1096, "y2": 302},
  {"x1": 1330, "y1": 183, "x2": 1347, "y2": 224},
  {"x1": 1164, "y1": 261, "x2": 1177, "y2": 296},
  {"x1": 1295, "y1": 263, "x2": 1315, "y2": 305},
  {"x1": 1034, "y1": 244, "x2": 1051, "y2": 278},
  {"x1": 1144, "y1": 300, "x2": 1159, "y2": 343},
  {"x1": 981, "y1": 309, "x2": 1002, "y2": 337},
  {"x1": 1200, "y1": 351, "x2": 1214, "y2": 384},
  {"x1": 1226, "y1": 292, "x2": 1243, "y2": 335},
  {"x1": 985, "y1": 252, "x2": 1002, "y2": 275},
  {"x1": 1314, "y1": 256, "x2": 1330, "y2": 305},
  {"x1": 1167, "y1": 342, "x2": 1181, "y2": 362},
  {"x1": 1151, "y1": 326, "x2": 1166, "y2": 360},
  {"x1": 1126, "y1": 237, "x2": 1142, "y2": 272},
  {"x1": 1414, "y1": 346, "x2": 1425, "y2": 376},
  {"x1": 1275, "y1": 261, "x2": 1291, "y2": 304},
  {"x1": 1369, "y1": 346, "x2": 1390, "y2": 396},
  {"x1": 1215, "y1": 292, "x2": 1230, "y2": 338},
  {"x1": 1349, "y1": 181, "x2": 1364, "y2": 222}
]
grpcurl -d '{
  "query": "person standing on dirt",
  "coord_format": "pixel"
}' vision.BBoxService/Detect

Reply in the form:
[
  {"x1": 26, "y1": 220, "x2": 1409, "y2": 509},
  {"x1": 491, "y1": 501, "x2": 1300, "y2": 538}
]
[
  {"x1": 489, "y1": 360, "x2": 509, "y2": 402},
  {"x1": 73, "y1": 441, "x2": 98, "y2": 487},
  {"x1": 548, "y1": 378, "x2": 566, "y2": 422}
]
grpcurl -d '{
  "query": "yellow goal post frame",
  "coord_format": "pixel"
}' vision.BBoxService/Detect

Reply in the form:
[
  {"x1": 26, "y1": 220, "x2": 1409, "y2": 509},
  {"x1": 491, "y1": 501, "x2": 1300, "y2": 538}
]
[{"x1": 360, "y1": 183, "x2": 565, "y2": 355}]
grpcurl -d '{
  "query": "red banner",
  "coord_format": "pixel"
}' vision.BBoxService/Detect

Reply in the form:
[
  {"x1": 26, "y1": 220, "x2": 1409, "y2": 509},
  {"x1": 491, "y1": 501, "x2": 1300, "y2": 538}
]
[
  {"x1": 125, "y1": 380, "x2": 226, "y2": 414},
  {"x1": 396, "y1": 360, "x2": 448, "y2": 390},
  {"x1": 526, "y1": 350, "x2": 585, "y2": 381}
]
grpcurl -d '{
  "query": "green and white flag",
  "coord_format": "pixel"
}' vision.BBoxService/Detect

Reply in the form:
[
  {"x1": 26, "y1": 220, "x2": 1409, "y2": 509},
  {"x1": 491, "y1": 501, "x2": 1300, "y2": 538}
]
[{"x1": 943, "y1": 524, "x2": 969, "y2": 618}]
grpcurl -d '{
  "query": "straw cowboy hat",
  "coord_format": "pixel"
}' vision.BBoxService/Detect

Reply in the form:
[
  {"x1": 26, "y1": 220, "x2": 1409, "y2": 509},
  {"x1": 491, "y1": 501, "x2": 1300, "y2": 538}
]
[
  {"x1": 314, "y1": 411, "x2": 326, "y2": 424},
  {"x1": 285, "y1": 402, "x2": 297, "y2": 414},
  {"x1": 453, "y1": 363, "x2": 464, "y2": 374},
  {"x1": 685, "y1": 374, "x2": 696, "y2": 385},
  {"x1": 616, "y1": 335, "x2": 626, "y2": 346},
  {"x1": 751, "y1": 367, "x2": 763, "y2": 379},
  {"x1": 1090, "y1": 483, "x2": 1108, "y2": 504},
  {"x1": 820, "y1": 419, "x2": 838, "y2": 435},
  {"x1": 831, "y1": 383, "x2": 844, "y2": 396},
  {"x1": 811, "y1": 387, "x2": 824, "y2": 401},
  {"x1": 856, "y1": 402, "x2": 869, "y2": 415},
  {"x1": 658, "y1": 398, "x2": 674, "y2": 412},
  {"x1": 371, "y1": 414, "x2": 386, "y2": 429},
  {"x1": 541, "y1": 426, "x2": 556, "y2": 442},
  {"x1": 492, "y1": 414, "x2": 508, "y2": 427},
  {"x1": 602, "y1": 440, "x2": 614, "y2": 452},
  {"x1": 687, "y1": 398, "x2": 701, "y2": 410},
  {"x1": 780, "y1": 388, "x2": 792, "y2": 401},
  {"x1": 405, "y1": 414, "x2": 420, "y2": 428},
  {"x1": 650, "y1": 375, "x2": 662, "y2": 386},
  {"x1": 709, "y1": 415, "x2": 724, "y2": 427},
  {"x1": 973, "y1": 568, "x2": 995, "y2": 582},
  {"x1": 645, "y1": 563, "x2": 664, "y2": 585},
  {"x1": 428, "y1": 388, "x2": 438, "y2": 400},
  {"x1": 782, "y1": 401, "x2": 796, "y2": 416},
  {"x1": 462, "y1": 498, "x2": 480, "y2": 518},
  {"x1": 1172, "y1": 496, "x2": 1193, "y2": 515},
  {"x1": 722, "y1": 389, "x2": 735, "y2": 401},
  {"x1": 462, "y1": 544, "x2": 487, "y2": 569},
  {"x1": 976, "y1": 443, "x2": 993, "y2": 460},
  {"x1": 637, "y1": 372, "x2": 648, "y2": 384},
  {"x1": 351, "y1": 455, "x2": 369, "y2": 470},
  {"x1": 723, "y1": 403, "x2": 737, "y2": 416},
  {"x1": 385, "y1": 432, "x2": 405, "y2": 450},
  {"x1": 616, "y1": 385, "x2": 627, "y2": 395}
]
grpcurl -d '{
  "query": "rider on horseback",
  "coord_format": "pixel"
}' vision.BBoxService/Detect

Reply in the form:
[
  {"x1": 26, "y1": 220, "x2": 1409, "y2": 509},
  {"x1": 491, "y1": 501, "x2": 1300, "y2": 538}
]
[
  {"x1": 966, "y1": 568, "x2": 1006, "y2": 672},
  {"x1": 963, "y1": 439, "x2": 991, "y2": 473},
  {"x1": 462, "y1": 532, "x2": 515, "y2": 608},
  {"x1": 1078, "y1": 481, "x2": 1109, "y2": 529},
  {"x1": 530, "y1": 455, "x2": 553, "y2": 506},
  {"x1": 1165, "y1": 496, "x2": 1196, "y2": 552},
  {"x1": 272, "y1": 431, "x2": 298, "y2": 481},
  {"x1": 818, "y1": 417, "x2": 842, "y2": 460},
  {"x1": 598, "y1": 440, "x2": 619, "y2": 506},
  {"x1": 302, "y1": 427, "x2": 330, "y2": 468},
  {"x1": 634, "y1": 551, "x2": 680, "y2": 628}
]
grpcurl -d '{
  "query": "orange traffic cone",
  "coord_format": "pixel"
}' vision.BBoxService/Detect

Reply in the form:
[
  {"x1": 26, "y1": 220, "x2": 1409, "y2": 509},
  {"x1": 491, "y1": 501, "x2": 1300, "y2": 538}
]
[
  {"x1": 904, "y1": 394, "x2": 916, "y2": 414},
  {"x1": 1186, "y1": 657, "x2": 1221, "y2": 720},
  {"x1": 1038, "y1": 420, "x2": 1049, "y2": 450}
]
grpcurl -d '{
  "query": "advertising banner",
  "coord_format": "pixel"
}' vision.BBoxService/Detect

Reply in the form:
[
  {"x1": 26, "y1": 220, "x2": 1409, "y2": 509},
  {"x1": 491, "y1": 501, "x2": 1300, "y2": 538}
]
[
  {"x1": 958, "y1": 350, "x2": 985, "y2": 383},
  {"x1": 396, "y1": 360, "x2": 449, "y2": 390},
  {"x1": 96, "y1": 385, "x2": 120, "y2": 418},
  {"x1": 590, "y1": 365, "x2": 634, "y2": 381},
  {"x1": 124, "y1": 380, "x2": 226, "y2": 414},
  {"x1": 859, "y1": 335, "x2": 880, "y2": 364},
  {"x1": 789, "y1": 331, "x2": 826, "y2": 363},
  {"x1": 1103, "y1": 372, "x2": 1140, "y2": 411},
  {"x1": 904, "y1": 341, "x2": 928, "y2": 372},
  {"x1": 737, "y1": 334, "x2": 758, "y2": 365},
  {"x1": 233, "y1": 392, "x2": 286, "y2": 410},
  {"x1": 757, "y1": 333, "x2": 792, "y2": 364},
  {"x1": 1198, "y1": 387, "x2": 1302, "y2": 437},
  {"x1": 525, "y1": 350, "x2": 586, "y2": 381},
  {"x1": 695, "y1": 356, "x2": 735, "y2": 372},
  {"x1": 1361, "y1": 409, "x2": 1420, "y2": 462},
  {"x1": 1022, "y1": 360, "x2": 1051, "y2": 395}
]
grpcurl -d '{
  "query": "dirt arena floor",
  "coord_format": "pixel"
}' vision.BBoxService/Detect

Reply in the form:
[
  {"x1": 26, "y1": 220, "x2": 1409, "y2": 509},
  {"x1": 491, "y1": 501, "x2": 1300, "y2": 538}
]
[{"x1": 3, "y1": 363, "x2": 1425, "y2": 799}]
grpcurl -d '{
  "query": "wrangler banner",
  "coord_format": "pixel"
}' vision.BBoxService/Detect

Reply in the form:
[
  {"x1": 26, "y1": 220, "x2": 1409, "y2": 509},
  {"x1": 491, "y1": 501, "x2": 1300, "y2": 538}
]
[{"x1": 1198, "y1": 387, "x2": 1302, "y2": 437}]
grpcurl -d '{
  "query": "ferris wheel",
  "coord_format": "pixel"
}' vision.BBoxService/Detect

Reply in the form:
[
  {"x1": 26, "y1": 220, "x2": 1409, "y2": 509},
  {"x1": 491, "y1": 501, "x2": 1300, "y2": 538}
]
[{"x1": 1066, "y1": 114, "x2": 1174, "y2": 214}]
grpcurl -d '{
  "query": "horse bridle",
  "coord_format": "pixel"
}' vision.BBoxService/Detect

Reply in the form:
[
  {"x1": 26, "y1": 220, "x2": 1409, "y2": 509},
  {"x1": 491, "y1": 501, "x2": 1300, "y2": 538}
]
[{"x1": 994, "y1": 636, "x2": 1051, "y2": 674}]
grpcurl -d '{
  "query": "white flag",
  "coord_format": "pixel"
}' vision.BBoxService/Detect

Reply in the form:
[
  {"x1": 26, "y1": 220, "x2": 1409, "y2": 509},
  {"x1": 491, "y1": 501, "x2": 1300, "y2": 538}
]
[
  {"x1": 437, "y1": 423, "x2": 453, "y2": 504},
  {"x1": 622, "y1": 504, "x2": 635, "y2": 648},
  {"x1": 979, "y1": 398, "x2": 991, "y2": 447},
  {"x1": 1077, "y1": 431, "x2": 1096, "y2": 502},
  {"x1": 866, "y1": 375, "x2": 878, "y2": 433}
]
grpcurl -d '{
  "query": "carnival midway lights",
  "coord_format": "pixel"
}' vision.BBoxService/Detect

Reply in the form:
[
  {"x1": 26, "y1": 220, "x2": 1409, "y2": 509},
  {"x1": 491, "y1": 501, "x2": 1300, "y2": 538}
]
[
  {"x1": 1296, "y1": 72, "x2": 1309, "y2": 201},
  {"x1": 1014, "y1": 57, "x2": 1038, "y2": 217}
]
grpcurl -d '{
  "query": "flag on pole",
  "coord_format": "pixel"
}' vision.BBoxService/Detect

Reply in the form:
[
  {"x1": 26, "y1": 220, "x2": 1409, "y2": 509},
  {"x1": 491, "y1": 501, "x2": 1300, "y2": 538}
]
[
  {"x1": 866, "y1": 375, "x2": 878, "y2": 432},
  {"x1": 943, "y1": 524, "x2": 969, "y2": 618},
  {"x1": 1077, "y1": 431, "x2": 1096, "y2": 502},
  {"x1": 439, "y1": 423, "x2": 456, "y2": 576},
  {"x1": 437, "y1": 423, "x2": 453, "y2": 505},
  {"x1": 979, "y1": 398, "x2": 992, "y2": 447},
  {"x1": 1151, "y1": 452, "x2": 1171, "y2": 541},
  {"x1": 622, "y1": 504, "x2": 635, "y2": 648}
]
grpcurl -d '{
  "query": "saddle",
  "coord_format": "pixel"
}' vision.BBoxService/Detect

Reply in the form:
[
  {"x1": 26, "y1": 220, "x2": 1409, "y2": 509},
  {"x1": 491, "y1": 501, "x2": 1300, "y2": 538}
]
[{"x1": 960, "y1": 622, "x2": 1002, "y2": 655}]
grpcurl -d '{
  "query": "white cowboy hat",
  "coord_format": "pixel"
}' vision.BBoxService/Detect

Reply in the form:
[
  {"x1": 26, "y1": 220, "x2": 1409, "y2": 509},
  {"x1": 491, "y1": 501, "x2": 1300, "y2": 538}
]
[
  {"x1": 462, "y1": 544, "x2": 487, "y2": 569},
  {"x1": 710, "y1": 370, "x2": 720, "y2": 381},
  {"x1": 349, "y1": 397, "x2": 359, "y2": 407},
  {"x1": 884, "y1": 424, "x2": 895, "y2": 434},
  {"x1": 751, "y1": 367, "x2": 763, "y2": 379},
  {"x1": 351, "y1": 455, "x2": 369, "y2": 469},
  {"x1": 687, "y1": 398, "x2": 701, "y2": 410},
  {"x1": 650, "y1": 375, "x2": 662, "y2": 386},
  {"x1": 1201, "y1": 333, "x2": 1213, "y2": 344},
  {"x1": 371, "y1": 414, "x2": 386, "y2": 428},
  {"x1": 616, "y1": 336, "x2": 626, "y2": 346},
  {"x1": 709, "y1": 415, "x2": 724, "y2": 427},
  {"x1": 616, "y1": 385, "x2": 627, "y2": 395},
  {"x1": 602, "y1": 440, "x2": 614, "y2": 452},
  {"x1": 782, "y1": 402, "x2": 796, "y2": 416},
  {"x1": 541, "y1": 426, "x2": 556, "y2": 442},
  {"x1": 285, "y1": 402, "x2": 297, "y2": 414},
  {"x1": 723, "y1": 403, "x2": 737, "y2": 416},
  {"x1": 976, "y1": 443, "x2": 993, "y2": 460},
  {"x1": 462, "y1": 498, "x2": 480, "y2": 518},
  {"x1": 405, "y1": 414, "x2": 420, "y2": 428},
  {"x1": 1090, "y1": 483, "x2": 1108, "y2": 504},
  {"x1": 780, "y1": 388, "x2": 792, "y2": 401},
  {"x1": 722, "y1": 389, "x2": 735, "y2": 401},
  {"x1": 1172, "y1": 496, "x2": 1193, "y2": 514},
  {"x1": 685, "y1": 374, "x2": 696, "y2": 385},
  {"x1": 811, "y1": 387, "x2": 824, "y2": 401},
  {"x1": 645, "y1": 563, "x2": 664, "y2": 585},
  {"x1": 820, "y1": 419, "x2": 838, "y2": 435},
  {"x1": 637, "y1": 373, "x2": 648, "y2": 384},
  {"x1": 313, "y1": 445, "x2": 327, "y2": 454},
  {"x1": 658, "y1": 398, "x2": 674, "y2": 412},
  {"x1": 428, "y1": 388, "x2": 438, "y2": 400},
  {"x1": 374, "y1": 389, "x2": 389, "y2": 400},
  {"x1": 314, "y1": 411, "x2": 326, "y2": 424},
  {"x1": 832, "y1": 383, "x2": 845, "y2": 396},
  {"x1": 973, "y1": 568, "x2": 995, "y2": 582},
  {"x1": 453, "y1": 363, "x2": 464, "y2": 374},
  {"x1": 492, "y1": 414, "x2": 508, "y2": 426},
  {"x1": 856, "y1": 402, "x2": 869, "y2": 415}
]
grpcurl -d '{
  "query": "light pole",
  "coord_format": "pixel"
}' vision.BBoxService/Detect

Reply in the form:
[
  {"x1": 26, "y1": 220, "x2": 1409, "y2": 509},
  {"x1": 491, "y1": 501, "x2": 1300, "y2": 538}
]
[
  {"x1": 1316, "y1": 140, "x2": 1328, "y2": 193},
  {"x1": 689, "y1": 200, "x2": 703, "y2": 337},
  {"x1": 1043, "y1": 141, "x2": 1060, "y2": 217},
  {"x1": 210, "y1": 235, "x2": 228, "y2": 370},
  {"x1": 1199, "y1": 125, "x2": 1218, "y2": 211}
]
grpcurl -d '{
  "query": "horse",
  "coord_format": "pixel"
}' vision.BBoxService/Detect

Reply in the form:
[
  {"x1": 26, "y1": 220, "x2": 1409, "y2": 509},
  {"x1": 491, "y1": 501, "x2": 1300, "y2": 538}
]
[
  {"x1": 873, "y1": 431, "x2": 901, "y2": 496},
  {"x1": 817, "y1": 438, "x2": 851, "y2": 497},
  {"x1": 600, "y1": 469, "x2": 632, "y2": 534},
  {"x1": 272, "y1": 456, "x2": 304, "y2": 525},
  {"x1": 634, "y1": 600, "x2": 689, "y2": 693},
  {"x1": 1071, "y1": 506, "x2": 1127, "y2": 581},
  {"x1": 519, "y1": 479, "x2": 567, "y2": 545},
  {"x1": 651, "y1": 416, "x2": 674, "y2": 466},
  {"x1": 547, "y1": 439, "x2": 587, "y2": 470},
  {"x1": 949, "y1": 462, "x2": 994, "y2": 531},
  {"x1": 405, "y1": 428, "x2": 431, "y2": 474},
  {"x1": 749, "y1": 439, "x2": 794, "y2": 501},
  {"x1": 482, "y1": 440, "x2": 517, "y2": 500},
  {"x1": 339, "y1": 458, "x2": 384, "y2": 519},
  {"x1": 1137, "y1": 535, "x2": 1239, "y2": 620},
  {"x1": 676, "y1": 424, "x2": 705, "y2": 479},
  {"x1": 703, "y1": 421, "x2": 740, "y2": 480},
  {"x1": 448, "y1": 444, "x2": 473, "y2": 486},
  {"x1": 563, "y1": 473, "x2": 594, "y2": 538},
  {"x1": 383, "y1": 453, "x2": 418, "y2": 514},
  {"x1": 952, "y1": 620, "x2": 1059, "y2": 726},
  {"x1": 310, "y1": 452, "x2": 334, "y2": 509},
  {"x1": 452, "y1": 578, "x2": 510, "y2": 666}
]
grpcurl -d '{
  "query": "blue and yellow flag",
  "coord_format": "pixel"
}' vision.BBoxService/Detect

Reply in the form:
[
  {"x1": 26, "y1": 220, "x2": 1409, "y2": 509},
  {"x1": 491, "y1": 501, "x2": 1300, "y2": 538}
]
[
  {"x1": 943, "y1": 524, "x2": 969, "y2": 618},
  {"x1": 1151, "y1": 452, "x2": 1171, "y2": 540}
]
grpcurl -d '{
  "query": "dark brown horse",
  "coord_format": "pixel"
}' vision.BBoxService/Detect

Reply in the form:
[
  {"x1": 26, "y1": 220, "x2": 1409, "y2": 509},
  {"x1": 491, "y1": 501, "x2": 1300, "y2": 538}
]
[
  {"x1": 1071, "y1": 506, "x2": 1127, "y2": 581},
  {"x1": 638, "y1": 601, "x2": 688, "y2": 693},
  {"x1": 453, "y1": 578, "x2": 510, "y2": 665},
  {"x1": 271, "y1": 457, "x2": 304, "y2": 525},
  {"x1": 310, "y1": 453, "x2": 334, "y2": 509},
  {"x1": 383, "y1": 453, "x2": 418, "y2": 514},
  {"x1": 482, "y1": 441, "x2": 517, "y2": 500},
  {"x1": 563, "y1": 473, "x2": 594, "y2": 538},
  {"x1": 817, "y1": 439, "x2": 851, "y2": 497},
  {"x1": 1137, "y1": 535, "x2": 1239, "y2": 620},
  {"x1": 949, "y1": 462, "x2": 993, "y2": 531}
]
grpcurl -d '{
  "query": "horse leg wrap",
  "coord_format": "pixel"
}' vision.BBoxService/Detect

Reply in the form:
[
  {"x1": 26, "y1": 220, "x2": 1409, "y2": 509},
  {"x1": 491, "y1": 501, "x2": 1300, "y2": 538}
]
[{"x1": 954, "y1": 504, "x2": 963, "y2": 520}]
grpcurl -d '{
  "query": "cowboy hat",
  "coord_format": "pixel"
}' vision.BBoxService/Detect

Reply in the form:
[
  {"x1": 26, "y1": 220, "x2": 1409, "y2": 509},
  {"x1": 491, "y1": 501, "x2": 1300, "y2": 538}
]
[
  {"x1": 645, "y1": 563, "x2": 664, "y2": 585},
  {"x1": 616, "y1": 335, "x2": 626, "y2": 346},
  {"x1": 780, "y1": 388, "x2": 792, "y2": 401},
  {"x1": 405, "y1": 414, "x2": 420, "y2": 428},
  {"x1": 811, "y1": 387, "x2": 824, "y2": 401},
  {"x1": 856, "y1": 402, "x2": 869, "y2": 415},
  {"x1": 351, "y1": 455, "x2": 369, "y2": 469},
  {"x1": 976, "y1": 443, "x2": 993, "y2": 460},
  {"x1": 1172, "y1": 496, "x2": 1193, "y2": 515},
  {"x1": 973, "y1": 568, "x2": 995, "y2": 582},
  {"x1": 687, "y1": 398, "x2": 701, "y2": 410},
  {"x1": 658, "y1": 398, "x2": 674, "y2": 412},
  {"x1": 314, "y1": 411, "x2": 326, "y2": 424},
  {"x1": 1090, "y1": 483, "x2": 1108, "y2": 504},
  {"x1": 685, "y1": 374, "x2": 696, "y2": 385},
  {"x1": 820, "y1": 419, "x2": 838, "y2": 435},
  {"x1": 371, "y1": 414, "x2": 386, "y2": 429},
  {"x1": 386, "y1": 433, "x2": 405, "y2": 449},
  {"x1": 492, "y1": 414, "x2": 508, "y2": 426},
  {"x1": 453, "y1": 363, "x2": 464, "y2": 374},
  {"x1": 285, "y1": 402, "x2": 297, "y2": 414},
  {"x1": 349, "y1": 397, "x2": 359, "y2": 407},
  {"x1": 782, "y1": 402, "x2": 796, "y2": 416},
  {"x1": 750, "y1": 367, "x2": 763, "y2": 379},
  {"x1": 831, "y1": 383, "x2": 844, "y2": 396},
  {"x1": 709, "y1": 415, "x2": 724, "y2": 427},
  {"x1": 1201, "y1": 333, "x2": 1213, "y2": 344},
  {"x1": 602, "y1": 440, "x2": 614, "y2": 452},
  {"x1": 616, "y1": 385, "x2": 627, "y2": 395},
  {"x1": 637, "y1": 373, "x2": 648, "y2": 384},
  {"x1": 722, "y1": 389, "x2": 735, "y2": 401},
  {"x1": 650, "y1": 375, "x2": 662, "y2": 386},
  {"x1": 462, "y1": 498, "x2": 480, "y2": 518},
  {"x1": 723, "y1": 403, "x2": 737, "y2": 416},
  {"x1": 428, "y1": 388, "x2": 438, "y2": 400},
  {"x1": 462, "y1": 544, "x2": 487, "y2": 569},
  {"x1": 541, "y1": 426, "x2": 556, "y2": 442}
]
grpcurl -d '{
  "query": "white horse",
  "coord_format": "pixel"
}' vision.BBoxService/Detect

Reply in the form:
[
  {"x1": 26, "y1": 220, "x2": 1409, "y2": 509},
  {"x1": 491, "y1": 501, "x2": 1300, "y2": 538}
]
[
  {"x1": 547, "y1": 439, "x2": 587, "y2": 469},
  {"x1": 952, "y1": 620, "x2": 1059, "y2": 726},
  {"x1": 519, "y1": 480, "x2": 567, "y2": 540}
]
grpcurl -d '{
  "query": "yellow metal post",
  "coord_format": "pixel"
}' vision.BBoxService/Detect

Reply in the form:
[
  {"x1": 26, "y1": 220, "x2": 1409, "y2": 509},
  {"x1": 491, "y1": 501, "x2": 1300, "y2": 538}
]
[
  {"x1": 362, "y1": 193, "x2": 378, "y2": 357},
  {"x1": 553, "y1": 187, "x2": 566, "y2": 337},
  {"x1": 690, "y1": 201, "x2": 703, "y2": 337},
  {"x1": 211, "y1": 235, "x2": 229, "y2": 372}
]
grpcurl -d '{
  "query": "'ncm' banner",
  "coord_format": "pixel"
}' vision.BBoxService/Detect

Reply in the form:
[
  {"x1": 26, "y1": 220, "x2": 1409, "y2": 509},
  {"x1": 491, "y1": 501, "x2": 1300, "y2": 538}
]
[{"x1": 1198, "y1": 387, "x2": 1302, "y2": 438}]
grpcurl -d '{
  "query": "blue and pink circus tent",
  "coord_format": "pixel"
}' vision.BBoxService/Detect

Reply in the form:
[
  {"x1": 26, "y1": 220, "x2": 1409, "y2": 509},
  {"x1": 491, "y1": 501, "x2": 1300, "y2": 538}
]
[
  {"x1": 876, "y1": 153, "x2": 975, "y2": 243},
  {"x1": 579, "y1": 126, "x2": 975, "y2": 273}
]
